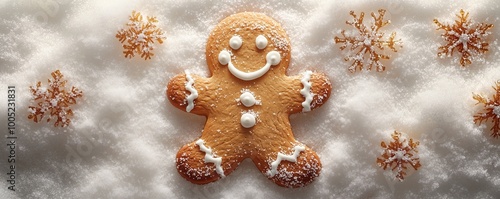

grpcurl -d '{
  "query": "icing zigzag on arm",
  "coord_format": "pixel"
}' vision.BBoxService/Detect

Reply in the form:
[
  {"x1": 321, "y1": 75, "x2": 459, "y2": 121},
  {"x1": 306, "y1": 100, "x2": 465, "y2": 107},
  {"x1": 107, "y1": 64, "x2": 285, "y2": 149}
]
[
  {"x1": 300, "y1": 70, "x2": 314, "y2": 112},
  {"x1": 184, "y1": 70, "x2": 198, "y2": 112}
]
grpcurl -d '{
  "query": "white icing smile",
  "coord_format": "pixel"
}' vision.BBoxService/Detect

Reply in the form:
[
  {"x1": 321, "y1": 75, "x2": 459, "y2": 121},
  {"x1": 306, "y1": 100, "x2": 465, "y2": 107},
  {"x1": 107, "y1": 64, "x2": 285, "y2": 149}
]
[
  {"x1": 218, "y1": 35, "x2": 281, "y2": 81},
  {"x1": 219, "y1": 50, "x2": 280, "y2": 81}
]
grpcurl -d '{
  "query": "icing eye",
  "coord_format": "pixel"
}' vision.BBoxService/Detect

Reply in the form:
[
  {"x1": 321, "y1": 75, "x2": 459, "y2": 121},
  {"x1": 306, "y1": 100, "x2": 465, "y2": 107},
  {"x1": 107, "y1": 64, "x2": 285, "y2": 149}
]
[
  {"x1": 218, "y1": 50, "x2": 230, "y2": 65},
  {"x1": 255, "y1": 35, "x2": 268, "y2": 50},
  {"x1": 229, "y1": 35, "x2": 242, "y2": 50}
]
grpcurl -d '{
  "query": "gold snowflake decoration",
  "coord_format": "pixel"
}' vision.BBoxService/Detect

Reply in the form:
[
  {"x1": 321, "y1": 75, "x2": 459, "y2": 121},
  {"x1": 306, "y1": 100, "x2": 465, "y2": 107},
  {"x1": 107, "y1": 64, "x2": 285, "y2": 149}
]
[
  {"x1": 334, "y1": 9, "x2": 402, "y2": 73},
  {"x1": 116, "y1": 11, "x2": 166, "y2": 60},
  {"x1": 28, "y1": 70, "x2": 83, "y2": 127},
  {"x1": 433, "y1": 9, "x2": 493, "y2": 67},
  {"x1": 377, "y1": 131, "x2": 421, "y2": 181},
  {"x1": 473, "y1": 81, "x2": 500, "y2": 138}
]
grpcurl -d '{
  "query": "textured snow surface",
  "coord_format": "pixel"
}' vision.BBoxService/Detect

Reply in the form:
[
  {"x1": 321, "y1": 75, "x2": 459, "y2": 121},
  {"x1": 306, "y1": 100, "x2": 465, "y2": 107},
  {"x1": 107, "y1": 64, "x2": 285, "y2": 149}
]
[{"x1": 1, "y1": 0, "x2": 500, "y2": 198}]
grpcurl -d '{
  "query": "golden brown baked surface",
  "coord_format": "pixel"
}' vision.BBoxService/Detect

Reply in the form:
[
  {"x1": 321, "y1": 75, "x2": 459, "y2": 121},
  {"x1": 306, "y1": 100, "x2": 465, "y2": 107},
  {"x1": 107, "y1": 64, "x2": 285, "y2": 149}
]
[{"x1": 167, "y1": 12, "x2": 331, "y2": 188}]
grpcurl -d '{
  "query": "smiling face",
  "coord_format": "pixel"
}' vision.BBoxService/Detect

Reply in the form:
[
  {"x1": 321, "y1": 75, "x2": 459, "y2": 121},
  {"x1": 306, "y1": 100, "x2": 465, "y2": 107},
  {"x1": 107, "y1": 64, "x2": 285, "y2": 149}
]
[{"x1": 206, "y1": 12, "x2": 291, "y2": 80}]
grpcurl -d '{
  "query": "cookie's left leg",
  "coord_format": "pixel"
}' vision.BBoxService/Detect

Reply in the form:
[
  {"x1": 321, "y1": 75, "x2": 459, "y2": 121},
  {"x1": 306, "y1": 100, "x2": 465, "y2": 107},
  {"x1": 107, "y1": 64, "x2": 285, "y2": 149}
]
[
  {"x1": 176, "y1": 139, "x2": 244, "y2": 184},
  {"x1": 252, "y1": 144, "x2": 322, "y2": 188}
]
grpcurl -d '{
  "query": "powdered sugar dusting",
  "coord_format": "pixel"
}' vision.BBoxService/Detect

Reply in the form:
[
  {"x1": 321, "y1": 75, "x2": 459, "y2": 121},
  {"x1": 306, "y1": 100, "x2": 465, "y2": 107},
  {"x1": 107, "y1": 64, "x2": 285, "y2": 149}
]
[{"x1": 177, "y1": 152, "x2": 218, "y2": 180}]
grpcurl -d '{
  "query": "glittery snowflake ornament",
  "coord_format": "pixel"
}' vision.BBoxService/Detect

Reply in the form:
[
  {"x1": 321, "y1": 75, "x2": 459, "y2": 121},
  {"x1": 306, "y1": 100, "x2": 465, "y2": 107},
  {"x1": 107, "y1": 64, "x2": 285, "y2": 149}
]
[
  {"x1": 377, "y1": 131, "x2": 421, "y2": 181},
  {"x1": 433, "y1": 9, "x2": 493, "y2": 67},
  {"x1": 28, "y1": 70, "x2": 83, "y2": 127},
  {"x1": 473, "y1": 81, "x2": 500, "y2": 138},
  {"x1": 334, "y1": 9, "x2": 402, "y2": 73},
  {"x1": 116, "y1": 11, "x2": 166, "y2": 60}
]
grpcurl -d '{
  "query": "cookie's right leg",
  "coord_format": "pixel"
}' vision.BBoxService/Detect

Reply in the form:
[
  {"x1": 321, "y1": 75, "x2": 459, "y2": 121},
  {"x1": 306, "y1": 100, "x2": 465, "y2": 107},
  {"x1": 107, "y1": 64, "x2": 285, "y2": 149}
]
[
  {"x1": 252, "y1": 144, "x2": 322, "y2": 188},
  {"x1": 176, "y1": 139, "x2": 243, "y2": 184}
]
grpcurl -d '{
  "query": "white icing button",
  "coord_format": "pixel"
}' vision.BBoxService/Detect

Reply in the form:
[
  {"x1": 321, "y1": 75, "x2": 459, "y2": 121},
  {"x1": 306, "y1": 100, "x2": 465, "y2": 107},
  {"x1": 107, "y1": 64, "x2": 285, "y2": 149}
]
[
  {"x1": 240, "y1": 113, "x2": 256, "y2": 128},
  {"x1": 266, "y1": 51, "x2": 281, "y2": 65},
  {"x1": 240, "y1": 92, "x2": 256, "y2": 107},
  {"x1": 218, "y1": 50, "x2": 230, "y2": 65},
  {"x1": 255, "y1": 35, "x2": 268, "y2": 50},
  {"x1": 229, "y1": 35, "x2": 242, "y2": 50}
]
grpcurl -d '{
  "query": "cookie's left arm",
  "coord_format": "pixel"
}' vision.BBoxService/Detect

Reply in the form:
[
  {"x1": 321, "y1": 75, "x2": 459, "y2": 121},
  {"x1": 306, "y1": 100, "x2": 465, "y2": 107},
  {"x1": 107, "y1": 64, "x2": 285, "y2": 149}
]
[
  {"x1": 166, "y1": 73, "x2": 211, "y2": 116},
  {"x1": 284, "y1": 72, "x2": 332, "y2": 114}
]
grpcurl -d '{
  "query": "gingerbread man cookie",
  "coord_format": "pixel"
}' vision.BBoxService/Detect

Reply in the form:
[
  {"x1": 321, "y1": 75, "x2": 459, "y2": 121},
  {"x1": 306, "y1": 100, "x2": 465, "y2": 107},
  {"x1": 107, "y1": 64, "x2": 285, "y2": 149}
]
[{"x1": 167, "y1": 12, "x2": 331, "y2": 188}]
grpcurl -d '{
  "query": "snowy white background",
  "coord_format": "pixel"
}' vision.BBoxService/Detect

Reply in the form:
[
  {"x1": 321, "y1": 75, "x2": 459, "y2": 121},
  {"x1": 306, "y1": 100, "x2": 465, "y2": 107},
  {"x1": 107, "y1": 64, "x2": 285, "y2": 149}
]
[{"x1": 1, "y1": 0, "x2": 500, "y2": 198}]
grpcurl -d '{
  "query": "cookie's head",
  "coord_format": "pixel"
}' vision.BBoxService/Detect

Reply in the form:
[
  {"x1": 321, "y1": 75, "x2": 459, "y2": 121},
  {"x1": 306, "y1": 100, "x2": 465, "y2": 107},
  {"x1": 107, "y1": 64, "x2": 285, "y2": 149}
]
[{"x1": 206, "y1": 12, "x2": 291, "y2": 81}]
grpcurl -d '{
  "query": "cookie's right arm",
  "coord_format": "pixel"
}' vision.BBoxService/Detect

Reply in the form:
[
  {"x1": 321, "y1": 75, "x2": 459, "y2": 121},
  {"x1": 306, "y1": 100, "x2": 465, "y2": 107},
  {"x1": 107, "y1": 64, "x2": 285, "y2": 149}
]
[{"x1": 166, "y1": 73, "x2": 210, "y2": 115}]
